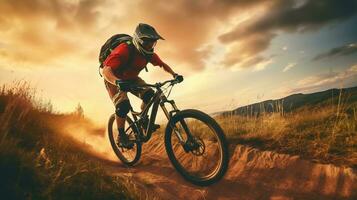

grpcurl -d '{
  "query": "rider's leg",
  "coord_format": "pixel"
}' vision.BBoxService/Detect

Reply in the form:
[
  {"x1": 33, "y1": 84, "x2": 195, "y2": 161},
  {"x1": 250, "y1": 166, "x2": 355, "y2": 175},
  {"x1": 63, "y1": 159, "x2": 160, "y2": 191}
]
[
  {"x1": 130, "y1": 77, "x2": 159, "y2": 131},
  {"x1": 115, "y1": 99, "x2": 130, "y2": 127},
  {"x1": 140, "y1": 89, "x2": 160, "y2": 131},
  {"x1": 115, "y1": 100, "x2": 131, "y2": 143},
  {"x1": 129, "y1": 77, "x2": 153, "y2": 111},
  {"x1": 104, "y1": 79, "x2": 133, "y2": 147},
  {"x1": 115, "y1": 115, "x2": 126, "y2": 129},
  {"x1": 140, "y1": 89, "x2": 155, "y2": 111}
]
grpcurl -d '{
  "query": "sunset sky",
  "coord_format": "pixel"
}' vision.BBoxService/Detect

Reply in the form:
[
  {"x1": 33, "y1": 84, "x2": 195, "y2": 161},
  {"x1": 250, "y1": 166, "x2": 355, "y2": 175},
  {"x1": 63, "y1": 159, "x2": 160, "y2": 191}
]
[{"x1": 0, "y1": 0, "x2": 357, "y2": 124}]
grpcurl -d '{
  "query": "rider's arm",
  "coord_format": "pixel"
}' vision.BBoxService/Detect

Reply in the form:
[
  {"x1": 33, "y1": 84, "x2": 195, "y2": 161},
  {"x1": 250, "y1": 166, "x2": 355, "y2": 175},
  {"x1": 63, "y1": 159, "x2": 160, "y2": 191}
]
[
  {"x1": 102, "y1": 66, "x2": 119, "y2": 85},
  {"x1": 161, "y1": 62, "x2": 176, "y2": 76},
  {"x1": 102, "y1": 43, "x2": 130, "y2": 84},
  {"x1": 151, "y1": 53, "x2": 176, "y2": 76}
]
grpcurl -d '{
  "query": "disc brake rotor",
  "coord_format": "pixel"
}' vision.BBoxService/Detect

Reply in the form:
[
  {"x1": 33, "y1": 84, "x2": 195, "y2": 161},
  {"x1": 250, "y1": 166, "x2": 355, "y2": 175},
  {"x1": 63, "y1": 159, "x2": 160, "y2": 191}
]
[{"x1": 190, "y1": 137, "x2": 205, "y2": 156}]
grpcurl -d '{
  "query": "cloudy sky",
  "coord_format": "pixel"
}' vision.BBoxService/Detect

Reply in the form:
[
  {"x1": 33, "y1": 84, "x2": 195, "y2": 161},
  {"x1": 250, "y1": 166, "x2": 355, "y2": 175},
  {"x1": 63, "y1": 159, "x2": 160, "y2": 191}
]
[{"x1": 1, "y1": 0, "x2": 357, "y2": 124}]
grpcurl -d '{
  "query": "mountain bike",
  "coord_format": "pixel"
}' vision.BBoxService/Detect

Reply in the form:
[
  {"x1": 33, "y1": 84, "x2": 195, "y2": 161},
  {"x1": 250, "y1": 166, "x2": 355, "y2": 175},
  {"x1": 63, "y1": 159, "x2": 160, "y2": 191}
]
[{"x1": 107, "y1": 78, "x2": 229, "y2": 186}]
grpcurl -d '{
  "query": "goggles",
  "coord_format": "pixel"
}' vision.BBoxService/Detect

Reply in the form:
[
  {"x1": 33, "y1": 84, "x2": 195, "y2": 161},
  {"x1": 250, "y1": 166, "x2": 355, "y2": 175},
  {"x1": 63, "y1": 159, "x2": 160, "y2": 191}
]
[{"x1": 141, "y1": 38, "x2": 157, "y2": 50}]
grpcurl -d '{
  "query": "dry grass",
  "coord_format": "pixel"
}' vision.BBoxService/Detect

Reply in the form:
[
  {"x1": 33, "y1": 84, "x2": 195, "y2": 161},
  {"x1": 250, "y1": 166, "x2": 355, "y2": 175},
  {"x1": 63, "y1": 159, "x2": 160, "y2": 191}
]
[
  {"x1": 0, "y1": 81, "x2": 143, "y2": 200},
  {"x1": 216, "y1": 92, "x2": 357, "y2": 168}
]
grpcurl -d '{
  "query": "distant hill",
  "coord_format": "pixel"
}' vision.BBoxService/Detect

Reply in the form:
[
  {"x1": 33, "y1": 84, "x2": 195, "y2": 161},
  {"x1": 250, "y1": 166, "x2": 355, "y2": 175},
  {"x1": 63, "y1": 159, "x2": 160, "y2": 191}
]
[{"x1": 221, "y1": 86, "x2": 357, "y2": 117}]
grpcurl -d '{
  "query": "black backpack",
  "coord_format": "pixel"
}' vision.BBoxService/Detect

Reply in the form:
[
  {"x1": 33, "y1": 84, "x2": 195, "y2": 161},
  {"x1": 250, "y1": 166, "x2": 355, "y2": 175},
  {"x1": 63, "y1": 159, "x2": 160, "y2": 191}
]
[{"x1": 98, "y1": 34, "x2": 136, "y2": 77}]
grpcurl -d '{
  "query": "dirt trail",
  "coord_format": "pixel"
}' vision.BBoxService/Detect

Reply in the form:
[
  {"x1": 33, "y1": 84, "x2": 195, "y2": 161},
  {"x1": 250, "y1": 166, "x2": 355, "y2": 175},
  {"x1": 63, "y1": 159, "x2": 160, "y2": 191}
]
[{"x1": 91, "y1": 134, "x2": 357, "y2": 200}]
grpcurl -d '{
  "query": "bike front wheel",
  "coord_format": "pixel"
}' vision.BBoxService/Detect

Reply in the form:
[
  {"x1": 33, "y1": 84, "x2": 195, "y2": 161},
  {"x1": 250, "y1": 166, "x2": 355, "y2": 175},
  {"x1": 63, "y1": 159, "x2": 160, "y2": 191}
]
[
  {"x1": 108, "y1": 114, "x2": 142, "y2": 166},
  {"x1": 165, "y1": 109, "x2": 229, "y2": 186}
]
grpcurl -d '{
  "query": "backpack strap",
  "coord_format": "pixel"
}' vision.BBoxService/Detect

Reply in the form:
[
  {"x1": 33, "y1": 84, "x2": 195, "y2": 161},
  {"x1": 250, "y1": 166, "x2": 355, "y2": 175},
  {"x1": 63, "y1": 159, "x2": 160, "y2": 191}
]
[
  {"x1": 126, "y1": 40, "x2": 136, "y2": 69},
  {"x1": 100, "y1": 39, "x2": 151, "y2": 77},
  {"x1": 116, "y1": 40, "x2": 136, "y2": 75},
  {"x1": 124, "y1": 40, "x2": 151, "y2": 73},
  {"x1": 100, "y1": 40, "x2": 135, "y2": 77}
]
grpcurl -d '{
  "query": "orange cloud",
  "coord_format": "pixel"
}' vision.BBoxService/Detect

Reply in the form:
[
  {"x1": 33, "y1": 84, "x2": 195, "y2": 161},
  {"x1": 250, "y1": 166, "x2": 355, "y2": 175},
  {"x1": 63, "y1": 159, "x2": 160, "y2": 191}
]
[
  {"x1": 0, "y1": 0, "x2": 263, "y2": 72},
  {"x1": 0, "y1": 0, "x2": 102, "y2": 66},
  {"x1": 1, "y1": 0, "x2": 356, "y2": 72}
]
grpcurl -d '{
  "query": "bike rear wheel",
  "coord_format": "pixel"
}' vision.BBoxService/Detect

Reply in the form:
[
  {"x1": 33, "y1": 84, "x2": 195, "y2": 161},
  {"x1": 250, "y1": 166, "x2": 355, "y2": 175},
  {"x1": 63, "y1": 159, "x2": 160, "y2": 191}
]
[
  {"x1": 164, "y1": 109, "x2": 229, "y2": 186},
  {"x1": 108, "y1": 114, "x2": 141, "y2": 166}
]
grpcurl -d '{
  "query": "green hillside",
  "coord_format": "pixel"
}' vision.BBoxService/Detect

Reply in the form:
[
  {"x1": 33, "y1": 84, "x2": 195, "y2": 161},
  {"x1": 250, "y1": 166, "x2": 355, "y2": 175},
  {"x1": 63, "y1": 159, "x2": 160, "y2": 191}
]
[
  {"x1": 215, "y1": 86, "x2": 357, "y2": 168},
  {"x1": 223, "y1": 86, "x2": 357, "y2": 117}
]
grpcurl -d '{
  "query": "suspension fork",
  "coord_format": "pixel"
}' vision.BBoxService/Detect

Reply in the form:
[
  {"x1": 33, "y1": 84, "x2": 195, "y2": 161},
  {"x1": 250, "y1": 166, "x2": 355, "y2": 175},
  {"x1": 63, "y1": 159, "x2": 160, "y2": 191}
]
[{"x1": 161, "y1": 97, "x2": 194, "y2": 145}]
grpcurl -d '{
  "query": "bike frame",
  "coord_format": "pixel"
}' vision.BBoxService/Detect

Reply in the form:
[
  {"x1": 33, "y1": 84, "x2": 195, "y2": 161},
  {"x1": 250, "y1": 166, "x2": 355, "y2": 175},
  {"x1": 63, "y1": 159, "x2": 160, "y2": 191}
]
[
  {"x1": 128, "y1": 81, "x2": 189, "y2": 144},
  {"x1": 111, "y1": 79, "x2": 229, "y2": 185}
]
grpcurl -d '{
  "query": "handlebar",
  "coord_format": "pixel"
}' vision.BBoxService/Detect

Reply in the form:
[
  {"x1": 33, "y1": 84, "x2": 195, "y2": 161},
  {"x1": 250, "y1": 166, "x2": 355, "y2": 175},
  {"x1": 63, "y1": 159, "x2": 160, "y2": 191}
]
[
  {"x1": 156, "y1": 79, "x2": 180, "y2": 87},
  {"x1": 117, "y1": 78, "x2": 180, "y2": 90}
]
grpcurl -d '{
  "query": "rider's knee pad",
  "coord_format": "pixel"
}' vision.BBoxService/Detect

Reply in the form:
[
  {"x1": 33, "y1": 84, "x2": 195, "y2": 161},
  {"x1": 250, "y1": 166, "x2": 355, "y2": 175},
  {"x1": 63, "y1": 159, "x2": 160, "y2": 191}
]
[
  {"x1": 115, "y1": 100, "x2": 131, "y2": 118},
  {"x1": 142, "y1": 89, "x2": 155, "y2": 104}
]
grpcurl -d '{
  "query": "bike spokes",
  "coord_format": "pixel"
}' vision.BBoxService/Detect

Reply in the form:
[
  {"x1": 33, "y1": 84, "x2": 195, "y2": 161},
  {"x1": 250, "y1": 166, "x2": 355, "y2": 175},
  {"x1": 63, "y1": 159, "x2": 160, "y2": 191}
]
[
  {"x1": 117, "y1": 122, "x2": 137, "y2": 162},
  {"x1": 108, "y1": 115, "x2": 141, "y2": 166},
  {"x1": 170, "y1": 117, "x2": 224, "y2": 179}
]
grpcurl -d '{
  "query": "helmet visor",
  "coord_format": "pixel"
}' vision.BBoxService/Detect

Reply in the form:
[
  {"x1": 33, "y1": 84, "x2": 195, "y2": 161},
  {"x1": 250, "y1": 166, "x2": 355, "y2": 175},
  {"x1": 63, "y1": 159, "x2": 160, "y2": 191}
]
[{"x1": 141, "y1": 38, "x2": 157, "y2": 51}]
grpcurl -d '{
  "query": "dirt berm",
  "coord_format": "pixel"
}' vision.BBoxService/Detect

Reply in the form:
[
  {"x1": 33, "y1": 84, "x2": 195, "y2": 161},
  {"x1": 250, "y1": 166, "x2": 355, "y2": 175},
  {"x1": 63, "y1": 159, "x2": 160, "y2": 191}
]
[{"x1": 98, "y1": 135, "x2": 356, "y2": 200}]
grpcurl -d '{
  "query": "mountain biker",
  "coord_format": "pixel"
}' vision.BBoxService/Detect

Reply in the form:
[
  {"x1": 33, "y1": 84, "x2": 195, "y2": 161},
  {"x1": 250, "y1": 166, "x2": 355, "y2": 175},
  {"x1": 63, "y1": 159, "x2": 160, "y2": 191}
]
[{"x1": 102, "y1": 23, "x2": 183, "y2": 148}]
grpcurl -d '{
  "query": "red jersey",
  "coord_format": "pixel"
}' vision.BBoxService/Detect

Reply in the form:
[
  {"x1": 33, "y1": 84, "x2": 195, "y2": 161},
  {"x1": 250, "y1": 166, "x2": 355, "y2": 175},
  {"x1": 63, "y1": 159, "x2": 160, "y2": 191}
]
[{"x1": 103, "y1": 43, "x2": 164, "y2": 80}]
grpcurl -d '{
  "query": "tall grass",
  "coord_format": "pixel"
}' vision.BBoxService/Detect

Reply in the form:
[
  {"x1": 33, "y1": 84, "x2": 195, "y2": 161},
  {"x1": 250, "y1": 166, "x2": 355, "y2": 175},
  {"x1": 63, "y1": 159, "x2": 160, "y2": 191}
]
[
  {"x1": 0, "y1": 81, "x2": 140, "y2": 200},
  {"x1": 216, "y1": 90, "x2": 357, "y2": 168}
]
